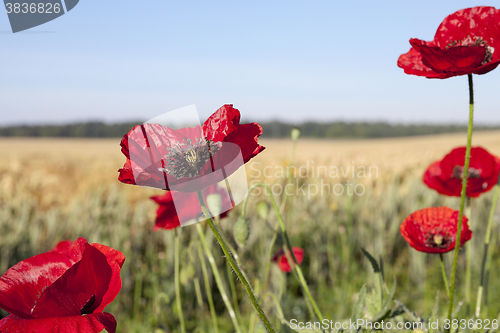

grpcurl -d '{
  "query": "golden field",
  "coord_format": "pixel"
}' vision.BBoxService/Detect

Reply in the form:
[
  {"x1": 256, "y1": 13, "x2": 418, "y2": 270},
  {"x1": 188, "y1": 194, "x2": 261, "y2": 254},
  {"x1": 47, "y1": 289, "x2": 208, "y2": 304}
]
[{"x1": 2, "y1": 130, "x2": 500, "y2": 204}]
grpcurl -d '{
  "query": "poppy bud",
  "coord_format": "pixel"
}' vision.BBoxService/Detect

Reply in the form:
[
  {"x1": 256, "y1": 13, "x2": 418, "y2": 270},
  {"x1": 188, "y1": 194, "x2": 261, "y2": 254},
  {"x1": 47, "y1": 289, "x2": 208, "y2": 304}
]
[
  {"x1": 233, "y1": 216, "x2": 250, "y2": 248},
  {"x1": 291, "y1": 127, "x2": 301, "y2": 141}
]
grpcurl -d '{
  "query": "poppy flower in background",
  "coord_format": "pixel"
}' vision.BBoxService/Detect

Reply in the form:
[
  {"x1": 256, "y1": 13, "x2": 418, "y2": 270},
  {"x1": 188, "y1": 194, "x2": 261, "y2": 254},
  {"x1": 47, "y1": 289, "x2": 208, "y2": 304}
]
[
  {"x1": 423, "y1": 146, "x2": 500, "y2": 198},
  {"x1": 0, "y1": 238, "x2": 125, "y2": 333},
  {"x1": 398, "y1": 6, "x2": 500, "y2": 78},
  {"x1": 400, "y1": 207, "x2": 472, "y2": 254},
  {"x1": 150, "y1": 184, "x2": 232, "y2": 230},
  {"x1": 118, "y1": 104, "x2": 265, "y2": 192},
  {"x1": 272, "y1": 247, "x2": 304, "y2": 273}
]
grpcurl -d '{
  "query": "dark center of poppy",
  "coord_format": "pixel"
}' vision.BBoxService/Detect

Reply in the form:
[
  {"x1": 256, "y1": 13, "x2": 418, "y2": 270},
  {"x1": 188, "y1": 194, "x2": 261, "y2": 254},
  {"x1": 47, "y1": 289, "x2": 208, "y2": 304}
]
[
  {"x1": 159, "y1": 137, "x2": 221, "y2": 179},
  {"x1": 451, "y1": 165, "x2": 481, "y2": 179},
  {"x1": 445, "y1": 36, "x2": 493, "y2": 65},
  {"x1": 425, "y1": 231, "x2": 452, "y2": 249}
]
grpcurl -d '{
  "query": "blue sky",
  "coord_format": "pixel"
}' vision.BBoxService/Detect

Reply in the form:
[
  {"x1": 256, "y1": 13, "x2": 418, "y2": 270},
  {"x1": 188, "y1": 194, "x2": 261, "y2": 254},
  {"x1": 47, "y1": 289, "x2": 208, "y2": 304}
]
[{"x1": 1, "y1": 1, "x2": 499, "y2": 125}]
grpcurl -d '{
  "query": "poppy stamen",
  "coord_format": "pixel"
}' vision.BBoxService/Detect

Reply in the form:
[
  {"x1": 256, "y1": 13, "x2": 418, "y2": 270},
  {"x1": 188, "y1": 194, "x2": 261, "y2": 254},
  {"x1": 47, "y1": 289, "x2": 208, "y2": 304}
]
[
  {"x1": 451, "y1": 165, "x2": 481, "y2": 179},
  {"x1": 160, "y1": 137, "x2": 221, "y2": 179}
]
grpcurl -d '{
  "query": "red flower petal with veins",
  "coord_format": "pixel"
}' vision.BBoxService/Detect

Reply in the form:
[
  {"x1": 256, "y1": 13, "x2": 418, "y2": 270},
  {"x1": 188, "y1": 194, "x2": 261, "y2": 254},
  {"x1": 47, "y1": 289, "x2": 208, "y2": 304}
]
[
  {"x1": 272, "y1": 247, "x2": 304, "y2": 273},
  {"x1": 423, "y1": 146, "x2": 500, "y2": 197},
  {"x1": 398, "y1": 6, "x2": 500, "y2": 78},
  {"x1": 118, "y1": 104, "x2": 265, "y2": 192},
  {"x1": 0, "y1": 238, "x2": 124, "y2": 333},
  {"x1": 150, "y1": 184, "x2": 232, "y2": 230},
  {"x1": 400, "y1": 207, "x2": 472, "y2": 254}
]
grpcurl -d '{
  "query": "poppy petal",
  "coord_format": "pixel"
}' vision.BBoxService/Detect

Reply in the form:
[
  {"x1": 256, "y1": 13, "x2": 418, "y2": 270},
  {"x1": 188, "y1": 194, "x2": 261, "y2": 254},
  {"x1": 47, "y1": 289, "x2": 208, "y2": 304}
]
[
  {"x1": 275, "y1": 247, "x2": 304, "y2": 273},
  {"x1": 32, "y1": 244, "x2": 112, "y2": 318},
  {"x1": 398, "y1": 6, "x2": 500, "y2": 78},
  {"x1": 0, "y1": 253, "x2": 73, "y2": 319},
  {"x1": 434, "y1": 6, "x2": 500, "y2": 52},
  {"x1": 423, "y1": 146, "x2": 500, "y2": 197},
  {"x1": 203, "y1": 104, "x2": 241, "y2": 142},
  {"x1": 400, "y1": 207, "x2": 472, "y2": 254},
  {"x1": 410, "y1": 39, "x2": 485, "y2": 73},
  {"x1": 223, "y1": 122, "x2": 266, "y2": 163},
  {"x1": 0, "y1": 312, "x2": 117, "y2": 333},
  {"x1": 90, "y1": 243, "x2": 125, "y2": 313},
  {"x1": 119, "y1": 105, "x2": 265, "y2": 192}
]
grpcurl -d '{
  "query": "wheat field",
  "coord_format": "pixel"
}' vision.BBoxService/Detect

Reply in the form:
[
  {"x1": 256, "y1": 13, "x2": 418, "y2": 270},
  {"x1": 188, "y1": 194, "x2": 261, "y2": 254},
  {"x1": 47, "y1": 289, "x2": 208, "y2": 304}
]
[{"x1": 1, "y1": 132, "x2": 500, "y2": 332}]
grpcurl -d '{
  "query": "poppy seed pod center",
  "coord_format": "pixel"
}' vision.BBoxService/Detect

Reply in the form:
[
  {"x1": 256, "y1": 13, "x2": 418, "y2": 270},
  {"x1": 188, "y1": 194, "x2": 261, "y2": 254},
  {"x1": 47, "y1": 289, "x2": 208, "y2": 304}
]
[
  {"x1": 451, "y1": 165, "x2": 481, "y2": 179},
  {"x1": 159, "y1": 137, "x2": 222, "y2": 179},
  {"x1": 425, "y1": 231, "x2": 452, "y2": 249}
]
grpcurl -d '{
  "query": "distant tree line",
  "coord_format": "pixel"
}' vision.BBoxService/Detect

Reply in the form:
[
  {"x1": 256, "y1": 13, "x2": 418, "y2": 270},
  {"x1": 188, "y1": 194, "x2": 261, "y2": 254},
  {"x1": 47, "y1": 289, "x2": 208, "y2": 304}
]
[
  {"x1": 259, "y1": 121, "x2": 500, "y2": 138},
  {"x1": 0, "y1": 121, "x2": 498, "y2": 139},
  {"x1": 0, "y1": 122, "x2": 141, "y2": 138}
]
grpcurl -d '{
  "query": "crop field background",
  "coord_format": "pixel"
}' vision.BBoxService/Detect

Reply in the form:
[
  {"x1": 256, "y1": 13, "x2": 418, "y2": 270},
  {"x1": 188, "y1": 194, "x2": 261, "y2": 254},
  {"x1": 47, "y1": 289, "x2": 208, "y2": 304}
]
[{"x1": 1, "y1": 132, "x2": 500, "y2": 332}]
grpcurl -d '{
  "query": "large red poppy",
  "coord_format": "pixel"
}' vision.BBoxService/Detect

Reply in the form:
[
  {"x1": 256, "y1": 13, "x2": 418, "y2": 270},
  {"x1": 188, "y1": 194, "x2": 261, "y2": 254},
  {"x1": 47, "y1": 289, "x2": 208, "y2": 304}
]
[
  {"x1": 272, "y1": 247, "x2": 304, "y2": 273},
  {"x1": 0, "y1": 238, "x2": 125, "y2": 333},
  {"x1": 398, "y1": 6, "x2": 500, "y2": 78},
  {"x1": 423, "y1": 146, "x2": 500, "y2": 198},
  {"x1": 400, "y1": 207, "x2": 472, "y2": 254},
  {"x1": 150, "y1": 184, "x2": 232, "y2": 230},
  {"x1": 118, "y1": 104, "x2": 265, "y2": 193}
]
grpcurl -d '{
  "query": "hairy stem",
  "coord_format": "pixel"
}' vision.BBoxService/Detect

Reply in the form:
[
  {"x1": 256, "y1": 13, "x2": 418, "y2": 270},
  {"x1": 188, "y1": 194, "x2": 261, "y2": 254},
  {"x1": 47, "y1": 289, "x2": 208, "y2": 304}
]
[
  {"x1": 465, "y1": 197, "x2": 472, "y2": 315},
  {"x1": 197, "y1": 191, "x2": 275, "y2": 333},
  {"x1": 446, "y1": 74, "x2": 474, "y2": 327}
]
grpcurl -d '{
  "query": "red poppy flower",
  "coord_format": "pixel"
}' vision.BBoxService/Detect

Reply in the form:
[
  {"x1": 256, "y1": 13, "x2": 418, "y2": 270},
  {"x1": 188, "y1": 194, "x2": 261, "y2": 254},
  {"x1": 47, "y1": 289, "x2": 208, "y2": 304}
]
[
  {"x1": 272, "y1": 247, "x2": 304, "y2": 273},
  {"x1": 398, "y1": 6, "x2": 500, "y2": 78},
  {"x1": 423, "y1": 146, "x2": 500, "y2": 198},
  {"x1": 0, "y1": 238, "x2": 125, "y2": 333},
  {"x1": 400, "y1": 207, "x2": 472, "y2": 254},
  {"x1": 118, "y1": 104, "x2": 265, "y2": 193},
  {"x1": 150, "y1": 184, "x2": 233, "y2": 230}
]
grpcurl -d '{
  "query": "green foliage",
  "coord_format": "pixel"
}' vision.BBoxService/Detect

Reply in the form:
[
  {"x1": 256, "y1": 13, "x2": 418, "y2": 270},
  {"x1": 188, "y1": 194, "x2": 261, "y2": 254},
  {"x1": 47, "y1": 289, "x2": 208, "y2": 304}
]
[{"x1": 1, "y1": 162, "x2": 500, "y2": 332}]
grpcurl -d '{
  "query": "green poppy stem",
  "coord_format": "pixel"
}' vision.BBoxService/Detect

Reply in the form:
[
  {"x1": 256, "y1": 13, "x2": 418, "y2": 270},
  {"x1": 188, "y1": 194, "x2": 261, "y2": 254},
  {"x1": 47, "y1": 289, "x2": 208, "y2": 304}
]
[
  {"x1": 174, "y1": 229, "x2": 186, "y2": 333},
  {"x1": 242, "y1": 182, "x2": 324, "y2": 321},
  {"x1": 440, "y1": 253, "x2": 450, "y2": 299},
  {"x1": 446, "y1": 74, "x2": 475, "y2": 328},
  {"x1": 196, "y1": 243, "x2": 219, "y2": 333},
  {"x1": 475, "y1": 183, "x2": 500, "y2": 317},
  {"x1": 197, "y1": 191, "x2": 275, "y2": 333},
  {"x1": 226, "y1": 262, "x2": 243, "y2": 324},
  {"x1": 464, "y1": 197, "x2": 472, "y2": 316},
  {"x1": 196, "y1": 224, "x2": 242, "y2": 333}
]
